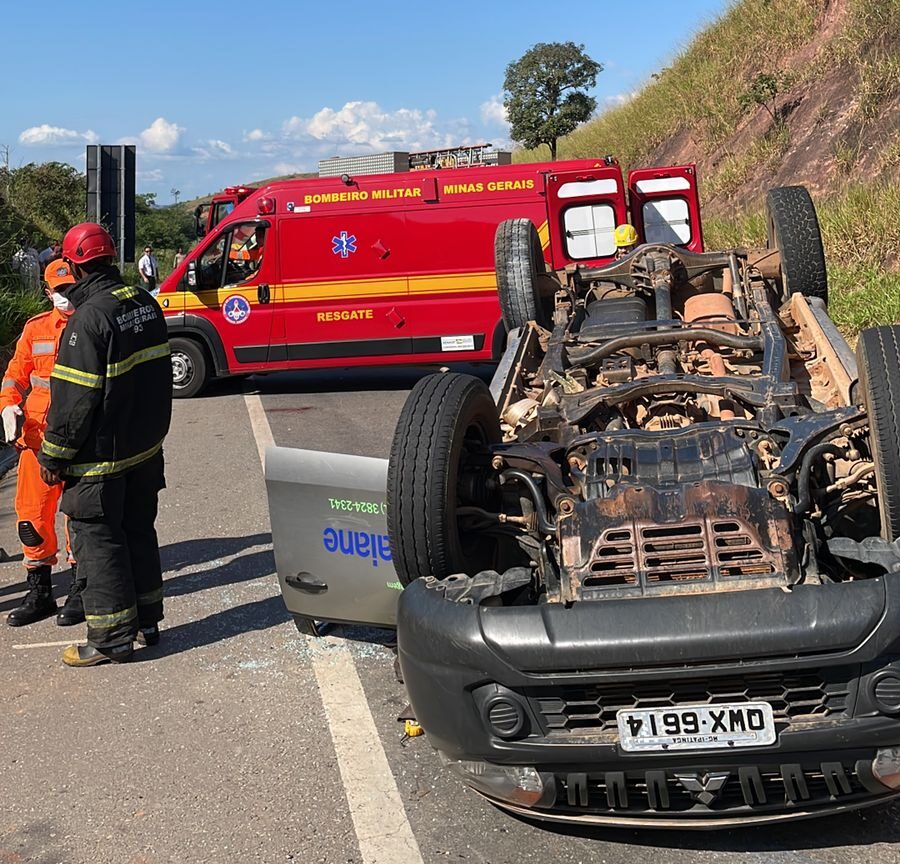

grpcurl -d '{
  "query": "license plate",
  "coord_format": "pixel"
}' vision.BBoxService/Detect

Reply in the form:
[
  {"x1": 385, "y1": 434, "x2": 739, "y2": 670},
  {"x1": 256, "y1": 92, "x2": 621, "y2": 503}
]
[{"x1": 616, "y1": 702, "x2": 777, "y2": 752}]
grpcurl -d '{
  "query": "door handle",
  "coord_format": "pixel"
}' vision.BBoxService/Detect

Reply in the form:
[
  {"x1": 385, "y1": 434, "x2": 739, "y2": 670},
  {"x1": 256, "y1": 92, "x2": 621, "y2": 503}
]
[
  {"x1": 258, "y1": 283, "x2": 270, "y2": 304},
  {"x1": 286, "y1": 572, "x2": 328, "y2": 594}
]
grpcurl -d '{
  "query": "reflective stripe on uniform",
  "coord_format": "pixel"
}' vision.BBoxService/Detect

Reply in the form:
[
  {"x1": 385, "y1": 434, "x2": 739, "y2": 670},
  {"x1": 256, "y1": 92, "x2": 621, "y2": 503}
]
[
  {"x1": 41, "y1": 439, "x2": 78, "y2": 459},
  {"x1": 1, "y1": 377, "x2": 27, "y2": 397},
  {"x1": 30, "y1": 373, "x2": 50, "y2": 389},
  {"x1": 107, "y1": 343, "x2": 171, "y2": 377},
  {"x1": 32, "y1": 340, "x2": 56, "y2": 355},
  {"x1": 51, "y1": 364, "x2": 104, "y2": 389},
  {"x1": 66, "y1": 439, "x2": 163, "y2": 478},
  {"x1": 85, "y1": 606, "x2": 137, "y2": 629},
  {"x1": 137, "y1": 587, "x2": 164, "y2": 605},
  {"x1": 111, "y1": 286, "x2": 139, "y2": 299}
]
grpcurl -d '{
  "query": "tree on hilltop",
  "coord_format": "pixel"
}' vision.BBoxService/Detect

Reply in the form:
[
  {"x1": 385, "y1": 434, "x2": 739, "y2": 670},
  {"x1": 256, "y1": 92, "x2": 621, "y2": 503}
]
[{"x1": 503, "y1": 42, "x2": 602, "y2": 161}]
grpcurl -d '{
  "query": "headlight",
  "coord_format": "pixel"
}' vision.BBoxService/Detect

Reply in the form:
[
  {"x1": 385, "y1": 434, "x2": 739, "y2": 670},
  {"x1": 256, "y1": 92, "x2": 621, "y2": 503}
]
[
  {"x1": 872, "y1": 747, "x2": 900, "y2": 789},
  {"x1": 439, "y1": 753, "x2": 555, "y2": 807}
]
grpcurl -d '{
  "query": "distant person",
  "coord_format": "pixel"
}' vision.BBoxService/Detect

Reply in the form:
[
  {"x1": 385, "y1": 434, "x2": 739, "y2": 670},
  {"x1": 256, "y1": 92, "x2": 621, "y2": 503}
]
[
  {"x1": 613, "y1": 223, "x2": 639, "y2": 258},
  {"x1": 173, "y1": 248, "x2": 186, "y2": 270},
  {"x1": 38, "y1": 241, "x2": 61, "y2": 269},
  {"x1": 138, "y1": 245, "x2": 159, "y2": 294},
  {"x1": 1, "y1": 259, "x2": 83, "y2": 627}
]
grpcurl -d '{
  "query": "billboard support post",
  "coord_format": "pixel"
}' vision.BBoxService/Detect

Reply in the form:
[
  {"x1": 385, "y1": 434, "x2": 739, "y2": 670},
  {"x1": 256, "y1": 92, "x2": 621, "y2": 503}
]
[{"x1": 86, "y1": 144, "x2": 136, "y2": 266}]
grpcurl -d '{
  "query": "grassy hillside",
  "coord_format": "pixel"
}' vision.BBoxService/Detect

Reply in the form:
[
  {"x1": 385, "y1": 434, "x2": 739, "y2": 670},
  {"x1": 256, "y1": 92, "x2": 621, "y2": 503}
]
[{"x1": 516, "y1": 0, "x2": 900, "y2": 336}]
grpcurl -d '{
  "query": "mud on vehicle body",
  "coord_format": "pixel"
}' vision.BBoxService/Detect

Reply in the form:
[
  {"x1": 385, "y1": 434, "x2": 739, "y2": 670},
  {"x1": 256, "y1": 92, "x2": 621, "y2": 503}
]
[{"x1": 388, "y1": 186, "x2": 900, "y2": 827}]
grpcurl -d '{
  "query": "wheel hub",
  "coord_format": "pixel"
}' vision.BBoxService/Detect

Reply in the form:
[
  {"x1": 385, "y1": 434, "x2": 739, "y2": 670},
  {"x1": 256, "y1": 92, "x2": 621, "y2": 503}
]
[{"x1": 171, "y1": 352, "x2": 193, "y2": 387}]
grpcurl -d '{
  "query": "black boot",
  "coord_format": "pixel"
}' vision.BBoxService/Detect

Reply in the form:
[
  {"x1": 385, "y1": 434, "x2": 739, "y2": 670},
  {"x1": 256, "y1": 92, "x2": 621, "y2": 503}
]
[
  {"x1": 136, "y1": 625, "x2": 160, "y2": 647},
  {"x1": 7, "y1": 566, "x2": 57, "y2": 627},
  {"x1": 57, "y1": 565, "x2": 86, "y2": 626}
]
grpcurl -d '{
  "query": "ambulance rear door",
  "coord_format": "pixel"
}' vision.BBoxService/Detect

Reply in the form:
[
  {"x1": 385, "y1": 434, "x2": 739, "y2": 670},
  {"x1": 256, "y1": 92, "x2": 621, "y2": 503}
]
[
  {"x1": 545, "y1": 164, "x2": 628, "y2": 268},
  {"x1": 627, "y1": 164, "x2": 704, "y2": 252}
]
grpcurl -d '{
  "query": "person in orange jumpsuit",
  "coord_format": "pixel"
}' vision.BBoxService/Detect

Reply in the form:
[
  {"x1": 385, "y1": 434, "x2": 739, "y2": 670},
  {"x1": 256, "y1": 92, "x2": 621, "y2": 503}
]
[{"x1": 1, "y1": 260, "x2": 84, "y2": 626}]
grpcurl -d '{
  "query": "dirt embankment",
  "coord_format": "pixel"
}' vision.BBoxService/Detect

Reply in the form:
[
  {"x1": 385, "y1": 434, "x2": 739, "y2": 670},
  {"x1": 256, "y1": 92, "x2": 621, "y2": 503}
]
[{"x1": 647, "y1": 0, "x2": 900, "y2": 215}]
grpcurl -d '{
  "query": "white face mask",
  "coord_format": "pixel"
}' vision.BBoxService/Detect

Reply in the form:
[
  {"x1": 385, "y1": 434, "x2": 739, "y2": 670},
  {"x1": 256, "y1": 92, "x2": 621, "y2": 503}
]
[{"x1": 50, "y1": 292, "x2": 74, "y2": 314}]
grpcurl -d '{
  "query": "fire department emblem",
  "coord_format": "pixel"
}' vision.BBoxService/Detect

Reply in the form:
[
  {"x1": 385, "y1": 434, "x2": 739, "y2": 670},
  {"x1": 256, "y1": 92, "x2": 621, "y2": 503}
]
[
  {"x1": 332, "y1": 231, "x2": 357, "y2": 258},
  {"x1": 222, "y1": 295, "x2": 251, "y2": 325}
]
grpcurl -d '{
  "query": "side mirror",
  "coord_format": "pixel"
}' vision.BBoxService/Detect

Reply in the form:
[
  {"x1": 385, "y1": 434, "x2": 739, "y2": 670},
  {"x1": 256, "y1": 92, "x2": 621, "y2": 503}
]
[{"x1": 186, "y1": 260, "x2": 197, "y2": 288}]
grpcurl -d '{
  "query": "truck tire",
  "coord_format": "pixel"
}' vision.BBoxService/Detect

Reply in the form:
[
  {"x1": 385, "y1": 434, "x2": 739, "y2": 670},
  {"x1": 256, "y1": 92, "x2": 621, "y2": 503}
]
[
  {"x1": 766, "y1": 186, "x2": 828, "y2": 304},
  {"x1": 170, "y1": 337, "x2": 209, "y2": 399},
  {"x1": 857, "y1": 326, "x2": 900, "y2": 541},
  {"x1": 387, "y1": 372, "x2": 502, "y2": 585},
  {"x1": 495, "y1": 218, "x2": 553, "y2": 331}
]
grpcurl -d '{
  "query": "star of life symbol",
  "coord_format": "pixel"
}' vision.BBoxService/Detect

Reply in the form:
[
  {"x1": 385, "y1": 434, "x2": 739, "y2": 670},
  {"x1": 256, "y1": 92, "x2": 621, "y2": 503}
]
[
  {"x1": 674, "y1": 771, "x2": 730, "y2": 805},
  {"x1": 332, "y1": 231, "x2": 357, "y2": 258}
]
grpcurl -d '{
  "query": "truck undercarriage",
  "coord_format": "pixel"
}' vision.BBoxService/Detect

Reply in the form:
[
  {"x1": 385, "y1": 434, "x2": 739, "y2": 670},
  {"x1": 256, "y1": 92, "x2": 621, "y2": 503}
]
[{"x1": 388, "y1": 186, "x2": 900, "y2": 826}]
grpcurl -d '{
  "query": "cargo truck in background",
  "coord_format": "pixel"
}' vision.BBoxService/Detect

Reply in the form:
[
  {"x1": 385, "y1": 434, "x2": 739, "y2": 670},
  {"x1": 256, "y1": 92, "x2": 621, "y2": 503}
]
[{"x1": 160, "y1": 156, "x2": 703, "y2": 397}]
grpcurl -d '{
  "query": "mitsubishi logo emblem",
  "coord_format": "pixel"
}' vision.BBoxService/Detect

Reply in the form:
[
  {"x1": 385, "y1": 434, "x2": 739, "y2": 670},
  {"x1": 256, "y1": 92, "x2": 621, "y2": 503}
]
[{"x1": 674, "y1": 771, "x2": 730, "y2": 805}]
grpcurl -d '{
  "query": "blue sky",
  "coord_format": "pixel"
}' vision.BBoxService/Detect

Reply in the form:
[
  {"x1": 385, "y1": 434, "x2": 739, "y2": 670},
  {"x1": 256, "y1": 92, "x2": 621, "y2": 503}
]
[{"x1": 3, "y1": 0, "x2": 729, "y2": 203}]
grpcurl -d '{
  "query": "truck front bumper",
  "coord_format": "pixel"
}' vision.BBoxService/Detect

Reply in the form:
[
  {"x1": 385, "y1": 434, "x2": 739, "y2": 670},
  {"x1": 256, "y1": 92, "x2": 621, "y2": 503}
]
[{"x1": 397, "y1": 575, "x2": 900, "y2": 826}]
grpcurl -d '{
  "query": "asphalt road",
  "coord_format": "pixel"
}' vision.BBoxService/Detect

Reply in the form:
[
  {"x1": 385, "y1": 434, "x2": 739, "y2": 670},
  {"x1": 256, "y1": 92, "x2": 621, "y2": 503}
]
[{"x1": 2, "y1": 366, "x2": 900, "y2": 864}]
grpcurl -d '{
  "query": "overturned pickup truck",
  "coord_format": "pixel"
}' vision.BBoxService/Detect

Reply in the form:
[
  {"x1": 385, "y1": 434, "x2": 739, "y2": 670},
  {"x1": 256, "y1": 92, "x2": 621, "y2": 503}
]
[{"x1": 388, "y1": 187, "x2": 900, "y2": 827}]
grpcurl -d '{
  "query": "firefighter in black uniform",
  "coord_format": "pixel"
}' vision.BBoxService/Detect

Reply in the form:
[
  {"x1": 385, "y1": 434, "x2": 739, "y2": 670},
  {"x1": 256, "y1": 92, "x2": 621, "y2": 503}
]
[{"x1": 37, "y1": 222, "x2": 173, "y2": 667}]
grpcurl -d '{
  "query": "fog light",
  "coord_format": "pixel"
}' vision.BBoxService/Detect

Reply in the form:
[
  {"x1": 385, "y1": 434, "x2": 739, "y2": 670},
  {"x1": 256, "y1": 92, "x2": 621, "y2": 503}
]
[
  {"x1": 872, "y1": 748, "x2": 900, "y2": 789},
  {"x1": 439, "y1": 753, "x2": 555, "y2": 807}
]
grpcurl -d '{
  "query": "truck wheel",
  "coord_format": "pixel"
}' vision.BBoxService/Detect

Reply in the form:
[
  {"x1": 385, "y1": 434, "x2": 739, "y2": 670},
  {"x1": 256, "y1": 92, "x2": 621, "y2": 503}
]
[
  {"x1": 387, "y1": 372, "x2": 502, "y2": 585},
  {"x1": 170, "y1": 337, "x2": 209, "y2": 399},
  {"x1": 857, "y1": 326, "x2": 900, "y2": 540},
  {"x1": 495, "y1": 218, "x2": 553, "y2": 331},
  {"x1": 766, "y1": 186, "x2": 828, "y2": 305}
]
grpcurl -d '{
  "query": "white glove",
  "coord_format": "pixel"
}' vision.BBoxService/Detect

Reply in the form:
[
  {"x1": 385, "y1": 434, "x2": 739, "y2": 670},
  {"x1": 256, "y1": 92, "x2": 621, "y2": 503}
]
[{"x1": 2, "y1": 405, "x2": 23, "y2": 444}]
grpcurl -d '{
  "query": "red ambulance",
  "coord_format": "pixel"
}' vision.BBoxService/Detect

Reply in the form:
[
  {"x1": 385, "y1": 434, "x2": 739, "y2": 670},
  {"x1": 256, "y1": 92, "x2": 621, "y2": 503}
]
[{"x1": 157, "y1": 158, "x2": 703, "y2": 396}]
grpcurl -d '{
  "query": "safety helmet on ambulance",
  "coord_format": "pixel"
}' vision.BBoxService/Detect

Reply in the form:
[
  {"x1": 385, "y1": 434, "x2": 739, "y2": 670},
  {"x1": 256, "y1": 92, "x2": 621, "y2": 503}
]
[
  {"x1": 62, "y1": 222, "x2": 117, "y2": 264},
  {"x1": 43, "y1": 258, "x2": 75, "y2": 290},
  {"x1": 613, "y1": 223, "x2": 639, "y2": 249}
]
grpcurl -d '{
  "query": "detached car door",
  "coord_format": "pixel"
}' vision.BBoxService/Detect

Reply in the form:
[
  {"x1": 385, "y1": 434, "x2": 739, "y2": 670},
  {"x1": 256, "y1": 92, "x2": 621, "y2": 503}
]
[{"x1": 266, "y1": 446, "x2": 400, "y2": 631}]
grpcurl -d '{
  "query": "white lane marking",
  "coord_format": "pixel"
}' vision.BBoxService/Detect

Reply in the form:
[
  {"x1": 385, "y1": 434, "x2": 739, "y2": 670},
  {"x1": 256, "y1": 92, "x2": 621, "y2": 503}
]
[
  {"x1": 243, "y1": 392, "x2": 275, "y2": 466},
  {"x1": 243, "y1": 390, "x2": 424, "y2": 864},
  {"x1": 12, "y1": 639, "x2": 86, "y2": 649}
]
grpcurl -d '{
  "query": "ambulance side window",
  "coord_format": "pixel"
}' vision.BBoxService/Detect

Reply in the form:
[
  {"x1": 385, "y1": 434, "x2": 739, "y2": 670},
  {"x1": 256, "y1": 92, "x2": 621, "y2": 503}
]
[
  {"x1": 224, "y1": 224, "x2": 266, "y2": 286},
  {"x1": 197, "y1": 234, "x2": 228, "y2": 290}
]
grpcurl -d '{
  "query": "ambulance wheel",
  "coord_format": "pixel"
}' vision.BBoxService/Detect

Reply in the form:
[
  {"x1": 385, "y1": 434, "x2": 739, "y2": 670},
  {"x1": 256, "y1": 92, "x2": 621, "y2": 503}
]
[
  {"x1": 387, "y1": 372, "x2": 503, "y2": 586},
  {"x1": 495, "y1": 218, "x2": 554, "y2": 331},
  {"x1": 766, "y1": 186, "x2": 828, "y2": 305},
  {"x1": 170, "y1": 337, "x2": 209, "y2": 399}
]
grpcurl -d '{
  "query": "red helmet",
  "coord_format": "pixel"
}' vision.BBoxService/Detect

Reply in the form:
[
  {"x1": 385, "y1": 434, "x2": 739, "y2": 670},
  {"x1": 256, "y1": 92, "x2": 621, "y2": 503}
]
[{"x1": 62, "y1": 222, "x2": 117, "y2": 264}]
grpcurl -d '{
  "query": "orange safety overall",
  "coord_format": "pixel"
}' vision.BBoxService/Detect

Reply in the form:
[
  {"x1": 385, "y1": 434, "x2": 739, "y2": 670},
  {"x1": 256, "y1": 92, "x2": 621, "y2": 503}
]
[{"x1": 0, "y1": 309, "x2": 73, "y2": 569}]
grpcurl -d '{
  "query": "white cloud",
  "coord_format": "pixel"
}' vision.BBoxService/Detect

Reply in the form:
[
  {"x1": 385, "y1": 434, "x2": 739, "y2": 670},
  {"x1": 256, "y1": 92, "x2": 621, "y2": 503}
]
[
  {"x1": 192, "y1": 139, "x2": 237, "y2": 160},
  {"x1": 138, "y1": 168, "x2": 163, "y2": 182},
  {"x1": 18, "y1": 124, "x2": 98, "y2": 146},
  {"x1": 273, "y1": 161, "x2": 308, "y2": 175},
  {"x1": 604, "y1": 91, "x2": 637, "y2": 109},
  {"x1": 244, "y1": 128, "x2": 270, "y2": 142},
  {"x1": 480, "y1": 95, "x2": 508, "y2": 127},
  {"x1": 139, "y1": 117, "x2": 185, "y2": 153},
  {"x1": 282, "y1": 100, "x2": 466, "y2": 153}
]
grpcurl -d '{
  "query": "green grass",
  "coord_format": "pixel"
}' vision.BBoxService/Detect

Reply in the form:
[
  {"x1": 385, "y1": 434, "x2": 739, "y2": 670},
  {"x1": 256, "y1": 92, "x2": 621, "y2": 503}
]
[
  {"x1": 0, "y1": 281, "x2": 46, "y2": 348},
  {"x1": 514, "y1": 0, "x2": 817, "y2": 170},
  {"x1": 705, "y1": 182, "x2": 900, "y2": 337}
]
